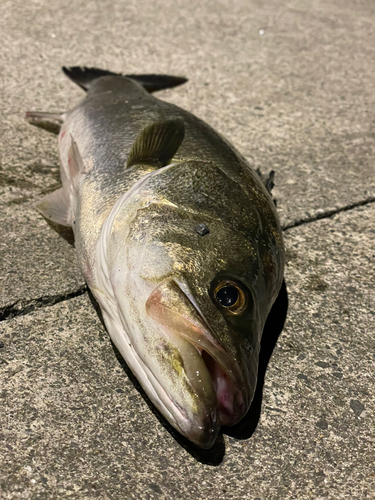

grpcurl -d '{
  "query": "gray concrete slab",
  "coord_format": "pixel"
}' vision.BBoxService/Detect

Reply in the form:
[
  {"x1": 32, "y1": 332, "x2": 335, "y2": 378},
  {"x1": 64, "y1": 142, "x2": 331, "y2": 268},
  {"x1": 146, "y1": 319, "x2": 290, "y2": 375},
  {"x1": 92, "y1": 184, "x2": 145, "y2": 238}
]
[
  {"x1": 0, "y1": 202, "x2": 84, "y2": 318},
  {"x1": 1, "y1": 205, "x2": 373, "y2": 500}
]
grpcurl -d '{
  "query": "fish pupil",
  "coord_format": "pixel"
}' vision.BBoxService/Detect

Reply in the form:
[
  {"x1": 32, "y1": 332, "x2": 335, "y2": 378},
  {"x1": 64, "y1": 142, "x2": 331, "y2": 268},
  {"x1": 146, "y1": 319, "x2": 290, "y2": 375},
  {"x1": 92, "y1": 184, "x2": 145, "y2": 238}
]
[{"x1": 216, "y1": 286, "x2": 239, "y2": 307}]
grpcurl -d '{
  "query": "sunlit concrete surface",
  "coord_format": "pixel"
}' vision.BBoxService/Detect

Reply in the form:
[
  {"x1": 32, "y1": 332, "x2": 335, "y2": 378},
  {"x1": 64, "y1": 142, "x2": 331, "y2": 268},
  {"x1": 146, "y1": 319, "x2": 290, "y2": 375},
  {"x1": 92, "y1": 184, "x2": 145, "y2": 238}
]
[{"x1": 1, "y1": 0, "x2": 374, "y2": 498}]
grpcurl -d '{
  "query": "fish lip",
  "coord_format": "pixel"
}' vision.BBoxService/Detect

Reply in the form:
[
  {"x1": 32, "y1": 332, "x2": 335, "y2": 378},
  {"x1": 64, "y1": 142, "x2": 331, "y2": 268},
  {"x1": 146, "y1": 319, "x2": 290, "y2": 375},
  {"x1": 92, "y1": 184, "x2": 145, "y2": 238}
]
[
  {"x1": 173, "y1": 279, "x2": 249, "y2": 425},
  {"x1": 174, "y1": 403, "x2": 219, "y2": 449}
]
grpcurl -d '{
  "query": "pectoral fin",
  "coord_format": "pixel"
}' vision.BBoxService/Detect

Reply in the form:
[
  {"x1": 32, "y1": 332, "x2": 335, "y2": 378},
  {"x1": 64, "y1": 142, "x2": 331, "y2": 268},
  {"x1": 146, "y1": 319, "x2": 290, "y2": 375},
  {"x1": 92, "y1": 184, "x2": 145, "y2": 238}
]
[
  {"x1": 35, "y1": 188, "x2": 72, "y2": 226},
  {"x1": 25, "y1": 111, "x2": 64, "y2": 135},
  {"x1": 127, "y1": 119, "x2": 185, "y2": 168}
]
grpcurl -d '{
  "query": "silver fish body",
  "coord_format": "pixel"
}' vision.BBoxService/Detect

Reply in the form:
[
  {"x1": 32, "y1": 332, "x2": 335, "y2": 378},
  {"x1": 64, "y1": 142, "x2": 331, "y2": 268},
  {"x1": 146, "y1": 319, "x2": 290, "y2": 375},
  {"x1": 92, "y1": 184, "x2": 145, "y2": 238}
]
[{"x1": 29, "y1": 68, "x2": 285, "y2": 448}]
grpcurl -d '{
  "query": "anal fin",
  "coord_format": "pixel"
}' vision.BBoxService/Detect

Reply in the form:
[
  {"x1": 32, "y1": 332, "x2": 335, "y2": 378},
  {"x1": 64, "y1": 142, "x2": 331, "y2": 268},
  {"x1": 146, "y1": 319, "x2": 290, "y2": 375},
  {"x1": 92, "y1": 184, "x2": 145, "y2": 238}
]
[
  {"x1": 67, "y1": 136, "x2": 85, "y2": 178},
  {"x1": 25, "y1": 111, "x2": 64, "y2": 135},
  {"x1": 35, "y1": 188, "x2": 72, "y2": 226}
]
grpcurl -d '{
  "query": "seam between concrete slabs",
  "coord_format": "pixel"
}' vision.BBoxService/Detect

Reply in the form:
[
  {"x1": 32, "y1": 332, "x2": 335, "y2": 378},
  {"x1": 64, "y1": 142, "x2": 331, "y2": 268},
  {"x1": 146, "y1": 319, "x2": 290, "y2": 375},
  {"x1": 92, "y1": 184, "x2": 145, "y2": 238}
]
[
  {"x1": 1, "y1": 197, "x2": 374, "y2": 322},
  {"x1": 0, "y1": 285, "x2": 88, "y2": 322},
  {"x1": 282, "y1": 195, "x2": 375, "y2": 231}
]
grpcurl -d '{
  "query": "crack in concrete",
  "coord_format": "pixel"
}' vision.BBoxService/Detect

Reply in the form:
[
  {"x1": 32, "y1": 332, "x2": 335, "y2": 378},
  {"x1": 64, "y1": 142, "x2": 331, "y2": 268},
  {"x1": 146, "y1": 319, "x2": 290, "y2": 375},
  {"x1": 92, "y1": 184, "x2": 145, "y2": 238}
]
[
  {"x1": 282, "y1": 196, "x2": 375, "y2": 231},
  {"x1": 1, "y1": 196, "x2": 374, "y2": 323},
  {"x1": 0, "y1": 285, "x2": 88, "y2": 322}
]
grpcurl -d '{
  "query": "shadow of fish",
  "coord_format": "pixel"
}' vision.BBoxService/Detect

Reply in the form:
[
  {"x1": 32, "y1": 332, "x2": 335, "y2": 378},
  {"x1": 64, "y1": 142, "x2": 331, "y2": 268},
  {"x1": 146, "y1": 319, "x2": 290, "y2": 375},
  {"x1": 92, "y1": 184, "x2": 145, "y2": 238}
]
[{"x1": 26, "y1": 67, "x2": 285, "y2": 448}]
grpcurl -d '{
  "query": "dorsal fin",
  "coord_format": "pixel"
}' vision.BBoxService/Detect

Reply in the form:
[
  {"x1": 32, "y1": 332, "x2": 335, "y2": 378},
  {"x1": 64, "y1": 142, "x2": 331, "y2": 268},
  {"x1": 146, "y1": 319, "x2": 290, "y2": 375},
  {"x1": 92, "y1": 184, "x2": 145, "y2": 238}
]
[
  {"x1": 256, "y1": 168, "x2": 275, "y2": 193},
  {"x1": 62, "y1": 66, "x2": 187, "y2": 93},
  {"x1": 127, "y1": 120, "x2": 185, "y2": 168}
]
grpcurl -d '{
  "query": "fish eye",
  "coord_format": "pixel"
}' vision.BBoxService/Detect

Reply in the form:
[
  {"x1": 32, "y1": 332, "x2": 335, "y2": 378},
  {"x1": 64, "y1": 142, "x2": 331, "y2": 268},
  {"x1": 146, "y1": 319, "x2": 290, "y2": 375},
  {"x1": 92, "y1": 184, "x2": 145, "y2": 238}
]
[
  {"x1": 216, "y1": 286, "x2": 238, "y2": 307},
  {"x1": 214, "y1": 280, "x2": 247, "y2": 314}
]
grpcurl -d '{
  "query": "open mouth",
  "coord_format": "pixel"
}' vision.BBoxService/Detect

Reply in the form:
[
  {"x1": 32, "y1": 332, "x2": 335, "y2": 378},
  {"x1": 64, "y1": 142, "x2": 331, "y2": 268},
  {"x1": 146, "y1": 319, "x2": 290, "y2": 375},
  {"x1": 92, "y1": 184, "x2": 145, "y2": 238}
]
[
  {"x1": 200, "y1": 349, "x2": 245, "y2": 426},
  {"x1": 146, "y1": 279, "x2": 248, "y2": 428}
]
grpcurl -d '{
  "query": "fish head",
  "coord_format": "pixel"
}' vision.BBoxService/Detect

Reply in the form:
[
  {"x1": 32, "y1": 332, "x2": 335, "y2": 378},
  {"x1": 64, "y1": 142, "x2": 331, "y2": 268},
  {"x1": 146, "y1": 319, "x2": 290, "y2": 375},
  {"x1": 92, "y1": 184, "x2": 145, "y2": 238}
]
[{"x1": 97, "y1": 160, "x2": 284, "y2": 448}]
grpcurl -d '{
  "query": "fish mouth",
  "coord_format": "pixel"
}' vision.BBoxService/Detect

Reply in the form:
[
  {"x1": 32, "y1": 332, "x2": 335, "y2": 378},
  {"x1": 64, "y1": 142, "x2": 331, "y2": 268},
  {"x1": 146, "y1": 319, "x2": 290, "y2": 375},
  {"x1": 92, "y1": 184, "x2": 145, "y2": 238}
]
[
  {"x1": 175, "y1": 279, "x2": 249, "y2": 426},
  {"x1": 146, "y1": 279, "x2": 250, "y2": 445}
]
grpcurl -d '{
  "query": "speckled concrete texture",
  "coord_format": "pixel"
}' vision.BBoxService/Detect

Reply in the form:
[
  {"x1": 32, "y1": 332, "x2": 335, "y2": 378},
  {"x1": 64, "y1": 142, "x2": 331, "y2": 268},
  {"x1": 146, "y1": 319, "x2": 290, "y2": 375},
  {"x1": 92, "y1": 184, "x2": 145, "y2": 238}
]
[
  {"x1": 1, "y1": 0, "x2": 375, "y2": 498},
  {"x1": 0, "y1": 203, "x2": 83, "y2": 317}
]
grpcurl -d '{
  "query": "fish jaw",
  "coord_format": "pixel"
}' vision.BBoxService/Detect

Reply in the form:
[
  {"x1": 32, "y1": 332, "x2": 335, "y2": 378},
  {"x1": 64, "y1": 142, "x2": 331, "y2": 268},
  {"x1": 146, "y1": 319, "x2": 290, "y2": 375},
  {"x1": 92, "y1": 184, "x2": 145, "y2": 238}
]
[
  {"x1": 145, "y1": 279, "x2": 251, "y2": 429},
  {"x1": 93, "y1": 283, "x2": 220, "y2": 448}
]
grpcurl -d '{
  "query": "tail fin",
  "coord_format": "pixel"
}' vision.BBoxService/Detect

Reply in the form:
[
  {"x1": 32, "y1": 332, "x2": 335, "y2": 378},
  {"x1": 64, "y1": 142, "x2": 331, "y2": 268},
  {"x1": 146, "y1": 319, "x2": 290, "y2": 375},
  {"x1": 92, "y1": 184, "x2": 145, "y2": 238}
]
[{"x1": 62, "y1": 66, "x2": 188, "y2": 93}]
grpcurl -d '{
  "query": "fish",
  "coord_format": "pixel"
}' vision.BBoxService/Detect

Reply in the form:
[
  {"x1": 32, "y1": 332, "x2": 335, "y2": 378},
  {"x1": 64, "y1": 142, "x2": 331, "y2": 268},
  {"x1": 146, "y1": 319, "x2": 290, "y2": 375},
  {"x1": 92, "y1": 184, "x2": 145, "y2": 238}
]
[{"x1": 26, "y1": 67, "x2": 285, "y2": 449}]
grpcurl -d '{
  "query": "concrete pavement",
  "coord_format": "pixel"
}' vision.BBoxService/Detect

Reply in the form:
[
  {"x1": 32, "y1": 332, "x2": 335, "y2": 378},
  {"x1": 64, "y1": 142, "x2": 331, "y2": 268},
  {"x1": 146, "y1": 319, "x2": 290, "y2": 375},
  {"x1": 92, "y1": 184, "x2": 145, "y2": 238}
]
[{"x1": 1, "y1": 0, "x2": 374, "y2": 498}]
